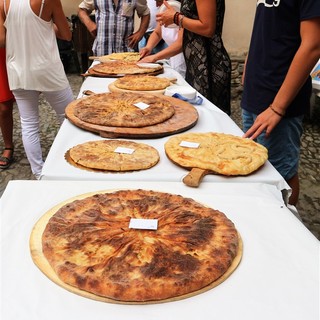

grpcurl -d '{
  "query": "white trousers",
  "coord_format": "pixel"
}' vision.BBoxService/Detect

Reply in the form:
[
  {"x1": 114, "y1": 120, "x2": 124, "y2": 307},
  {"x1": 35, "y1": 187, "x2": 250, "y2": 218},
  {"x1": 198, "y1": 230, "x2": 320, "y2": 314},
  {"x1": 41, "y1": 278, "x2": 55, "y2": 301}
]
[{"x1": 13, "y1": 87, "x2": 74, "y2": 178}]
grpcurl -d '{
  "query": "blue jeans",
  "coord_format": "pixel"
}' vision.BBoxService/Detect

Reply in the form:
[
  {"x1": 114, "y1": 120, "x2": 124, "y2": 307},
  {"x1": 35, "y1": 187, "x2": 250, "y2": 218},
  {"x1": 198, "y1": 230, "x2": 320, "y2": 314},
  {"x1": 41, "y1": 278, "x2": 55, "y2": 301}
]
[{"x1": 242, "y1": 109, "x2": 304, "y2": 180}]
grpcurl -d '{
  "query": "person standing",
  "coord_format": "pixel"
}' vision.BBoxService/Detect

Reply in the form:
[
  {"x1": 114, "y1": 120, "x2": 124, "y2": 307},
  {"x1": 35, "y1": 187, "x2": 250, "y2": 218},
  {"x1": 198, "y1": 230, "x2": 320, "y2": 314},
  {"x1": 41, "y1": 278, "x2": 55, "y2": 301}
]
[
  {"x1": 139, "y1": 0, "x2": 186, "y2": 78},
  {"x1": 0, "y1": 47, "x2": 14, "y2": 169},
  {"x1": 156, "y1": 0, "x2": 231, "y2": 114},
  {"x1": 78, "y1": 0, "x2": 150, "y2": 56},
  {"x1": 138, "y1": 0, "x2": 167, "y2": 54},
  {"x1": 0, "y1": 0, "x2": 74, "y2": 179},
  {"x1": 241, "y1": 0, "x2": 320, "y2": 206}
]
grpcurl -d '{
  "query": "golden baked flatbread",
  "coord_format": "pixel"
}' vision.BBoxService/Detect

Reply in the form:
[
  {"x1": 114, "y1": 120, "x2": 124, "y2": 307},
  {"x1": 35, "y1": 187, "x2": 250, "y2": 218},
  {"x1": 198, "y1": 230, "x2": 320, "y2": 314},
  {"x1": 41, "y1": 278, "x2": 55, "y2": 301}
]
[
  {"x1": 113, "y1": 75, "x2": 172, "y2": 91},
  {"x1": 67, "y1": 140, "x2": 159, "y2": 171},
  {"x1": 73, "y1": 92, "x2": 175, "y2": 128},
  {"x1": 92, "y1": 60, "x2": 162, "y2": 76},
  {"x1": 165, "y1": 132, "x2": 268, "y2": 176},
  {"x1": 30, "y1": 189, "x2": 241, "y2": 303},
  {"x1": 98, "y1": 52, "x2": 141, "y2": 62}
]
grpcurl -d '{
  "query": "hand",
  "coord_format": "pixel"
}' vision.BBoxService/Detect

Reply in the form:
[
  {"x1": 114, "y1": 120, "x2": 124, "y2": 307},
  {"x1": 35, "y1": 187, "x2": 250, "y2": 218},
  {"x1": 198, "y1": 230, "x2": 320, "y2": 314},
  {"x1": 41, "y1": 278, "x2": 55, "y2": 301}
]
[
  {"x1": 139, "y1": 54, "x2": 157, "y2": 63},
  {"x1": 89, "y1": 28, "x2": 97, "y2": 38},
  {"x1": 156, "y1": 1, "x2": 175, "y2": 27},
  {"x1": 243, "y1": 107, "x2": 282, "y2": 140},
  {"x1": 86, "y1": 22, "x2": 97, "y2": 38},
  {"x1": 127, "y1": 32, "x2": 141, "y2": 49},
  {"x1": 139, "y1": 47, "x2": 152, "y2": 59}
]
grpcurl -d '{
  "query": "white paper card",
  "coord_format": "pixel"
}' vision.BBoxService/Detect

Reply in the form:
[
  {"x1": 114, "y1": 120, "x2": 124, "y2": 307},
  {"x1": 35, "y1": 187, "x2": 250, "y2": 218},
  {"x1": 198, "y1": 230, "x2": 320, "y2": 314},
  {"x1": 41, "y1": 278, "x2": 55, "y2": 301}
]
[
  {"x1": 114, "y1": 147, "x2": 135, "y2": 154},
  {"x1": 129, "y1": 218, "x2": 158, "y2": 230},
  {"x1": 179, "y1": 141, "x2": 200, "y2": 148},
  {"x1": 134, "y1": 102, "x2": 150, "y2": 110}
]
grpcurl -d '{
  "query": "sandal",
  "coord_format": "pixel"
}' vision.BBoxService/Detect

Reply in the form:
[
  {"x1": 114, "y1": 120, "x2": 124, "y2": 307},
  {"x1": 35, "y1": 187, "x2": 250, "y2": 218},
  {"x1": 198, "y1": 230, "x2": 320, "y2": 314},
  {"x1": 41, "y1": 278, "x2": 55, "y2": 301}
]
[{"x1": 0, "y1": 147, "x2": 14, "y2": 169}]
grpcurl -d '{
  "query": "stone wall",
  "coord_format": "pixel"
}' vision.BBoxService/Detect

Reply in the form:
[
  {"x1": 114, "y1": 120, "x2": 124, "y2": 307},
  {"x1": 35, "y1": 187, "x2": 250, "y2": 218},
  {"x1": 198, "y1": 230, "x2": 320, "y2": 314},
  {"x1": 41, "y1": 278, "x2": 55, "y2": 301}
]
[{"x1": 230, "y1": 54, "x2": 246, "y2": 102}]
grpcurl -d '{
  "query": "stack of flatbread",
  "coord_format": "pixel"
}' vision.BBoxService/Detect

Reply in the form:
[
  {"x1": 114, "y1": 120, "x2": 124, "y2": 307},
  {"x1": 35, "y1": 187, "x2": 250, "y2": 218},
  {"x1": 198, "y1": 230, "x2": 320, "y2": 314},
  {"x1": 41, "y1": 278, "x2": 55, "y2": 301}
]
[{"x1": 65, "y1": 91, "x2": 199, "y2": 138}]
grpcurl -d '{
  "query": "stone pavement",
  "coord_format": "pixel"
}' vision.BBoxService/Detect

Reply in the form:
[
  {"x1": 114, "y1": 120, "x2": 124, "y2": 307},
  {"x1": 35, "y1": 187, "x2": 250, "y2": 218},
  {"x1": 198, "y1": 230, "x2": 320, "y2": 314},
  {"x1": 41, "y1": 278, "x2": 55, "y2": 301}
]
[{"x1": 1, "y1": 74, "x2": 319, "y2": 240}]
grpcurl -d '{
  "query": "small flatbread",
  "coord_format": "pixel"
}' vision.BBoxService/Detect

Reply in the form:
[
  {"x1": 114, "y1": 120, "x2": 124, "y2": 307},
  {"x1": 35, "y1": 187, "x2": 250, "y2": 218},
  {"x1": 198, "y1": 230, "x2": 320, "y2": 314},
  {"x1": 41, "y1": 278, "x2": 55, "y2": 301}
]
[
  {"x1": 68, "y1": 140, "x2": 160, "y2": 171},
  {"x1": 92, "y1": 60, "x2": 162, "y2": 76},
  {"x1": 113, "y1": 75, "x2": 171, "y2": 91},
  {"x1": 98, "y1": 52, "x2": 141, "y2": 62}
]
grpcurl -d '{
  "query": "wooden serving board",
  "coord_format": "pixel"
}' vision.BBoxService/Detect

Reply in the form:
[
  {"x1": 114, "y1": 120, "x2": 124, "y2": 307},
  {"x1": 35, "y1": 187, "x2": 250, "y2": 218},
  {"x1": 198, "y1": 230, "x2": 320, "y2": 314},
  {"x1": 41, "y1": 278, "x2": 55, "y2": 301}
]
[
  {"x1": 65, "y1": 95, "x2": 199, "y2": 139},
  {"x1": 83, "y1": 66, "x2": 164, "y2": 78},
  {"x1": 182, "y1": 166, "x2": 264, "y2": 187}
]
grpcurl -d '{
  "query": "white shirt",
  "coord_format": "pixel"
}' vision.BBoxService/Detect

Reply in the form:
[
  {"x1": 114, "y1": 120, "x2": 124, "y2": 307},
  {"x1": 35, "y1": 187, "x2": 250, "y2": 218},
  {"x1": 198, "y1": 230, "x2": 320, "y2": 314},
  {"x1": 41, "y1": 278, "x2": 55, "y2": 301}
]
[{"x1": 162, "y1": 26, "x2": 186, "y2": 78}]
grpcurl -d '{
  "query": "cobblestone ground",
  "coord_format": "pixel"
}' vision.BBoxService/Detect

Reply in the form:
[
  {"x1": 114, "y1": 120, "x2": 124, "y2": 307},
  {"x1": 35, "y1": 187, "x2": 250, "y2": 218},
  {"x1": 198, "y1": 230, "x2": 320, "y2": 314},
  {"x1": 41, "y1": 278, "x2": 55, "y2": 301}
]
[{"x1": 1, "y1": 74, "x2": 319, "y2": 240}]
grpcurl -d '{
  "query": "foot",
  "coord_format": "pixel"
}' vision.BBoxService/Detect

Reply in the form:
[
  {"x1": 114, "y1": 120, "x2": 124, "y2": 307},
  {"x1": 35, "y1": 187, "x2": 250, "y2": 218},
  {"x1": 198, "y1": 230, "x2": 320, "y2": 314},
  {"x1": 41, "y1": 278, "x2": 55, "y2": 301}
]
[{"x1": 0, "y1": 147, "x2": 14, "y2": 169}]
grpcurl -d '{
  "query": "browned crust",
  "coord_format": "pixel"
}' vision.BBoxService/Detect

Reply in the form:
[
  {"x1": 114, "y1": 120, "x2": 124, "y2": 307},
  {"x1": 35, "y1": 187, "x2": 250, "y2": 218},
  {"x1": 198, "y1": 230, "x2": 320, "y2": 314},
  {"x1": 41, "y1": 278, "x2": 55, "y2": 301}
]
[
  {"x1": 67, "y1": 140, "x2": 159, "y2": 172},
  {"x1": 92, "y1": 61, "x2": 162, "y2": 76},
  {"x1": 65, "y1": 95, "x2": 199, "y2": 139},
  {"x1": 165, "y1": 132, "x2": 268, "y2": 176},
  {"x1": 74, "y1": 92, "x2": 175, "y2": 128},
  {"x1": 30, "y1": 189, "x2": 242, "y2": 304}
]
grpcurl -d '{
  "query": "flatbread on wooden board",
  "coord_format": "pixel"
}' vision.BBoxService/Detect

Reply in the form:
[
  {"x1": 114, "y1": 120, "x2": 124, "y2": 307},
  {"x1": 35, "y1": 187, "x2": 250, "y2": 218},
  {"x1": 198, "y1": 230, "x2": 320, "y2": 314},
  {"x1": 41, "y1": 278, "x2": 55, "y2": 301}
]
[
  {"x1": 91, "y1": 61, "x2": 163, "y2": 76},
  {"x1": 65, "y1": 95, "x2": 199, "y2": 139},
  {"x1": 30, "y1": 189, "x2": 242, "y2": 304},
  {"x1": 165, "y1": 132, "x2": 268, "y2": 186},
  {"x1": 73, "y1": 92, "x2": 175, "y2": 128}
]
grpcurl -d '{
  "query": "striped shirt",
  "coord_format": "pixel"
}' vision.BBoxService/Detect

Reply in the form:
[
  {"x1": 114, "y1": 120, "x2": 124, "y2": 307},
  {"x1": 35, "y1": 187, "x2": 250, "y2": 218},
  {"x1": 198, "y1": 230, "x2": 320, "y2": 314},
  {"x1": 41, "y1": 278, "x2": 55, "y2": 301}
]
[{"x1": 79, "y1": 0, "x2": 150, "y2": 56}]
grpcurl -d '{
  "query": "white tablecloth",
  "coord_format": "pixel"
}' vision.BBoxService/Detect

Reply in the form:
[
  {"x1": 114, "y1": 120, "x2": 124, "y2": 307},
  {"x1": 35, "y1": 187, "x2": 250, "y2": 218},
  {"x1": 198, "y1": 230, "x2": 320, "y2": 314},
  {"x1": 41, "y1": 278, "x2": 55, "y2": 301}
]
[
  {"x1": 40, "y1": 65, "x2": 290, "y2": 196},
  {"x1": 0, "y1": 180, "x2": 318, "y2": 320}
]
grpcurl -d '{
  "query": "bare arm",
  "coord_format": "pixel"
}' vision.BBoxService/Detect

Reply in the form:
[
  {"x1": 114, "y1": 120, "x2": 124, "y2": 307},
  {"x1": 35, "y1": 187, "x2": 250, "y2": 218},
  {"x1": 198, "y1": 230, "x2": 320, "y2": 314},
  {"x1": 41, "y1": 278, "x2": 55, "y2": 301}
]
[
  {"x1": 31, "y1": 0, "x2": 71, "y2": 40},
  {"x1": 244, "y1": 17, "x2": 320, "y2": 139},
  {"x1": 128, "y1": 14, "x2": 150, "y2": 49},
  {"x1": 139, "y1": 23, "x2": 163, "y2": 58},
  {"x1": 51, "y1": 0, "x2": 72, "y2": 40},
  {"x1": 156, "y1": 0, "x2": 216, "y2": 38},
  {"x1": 78, "y1": 7, "x2": 97, "y2": 38},
  {"x1": 140, "y1": 27, "x2": 183, "y2": 63}
]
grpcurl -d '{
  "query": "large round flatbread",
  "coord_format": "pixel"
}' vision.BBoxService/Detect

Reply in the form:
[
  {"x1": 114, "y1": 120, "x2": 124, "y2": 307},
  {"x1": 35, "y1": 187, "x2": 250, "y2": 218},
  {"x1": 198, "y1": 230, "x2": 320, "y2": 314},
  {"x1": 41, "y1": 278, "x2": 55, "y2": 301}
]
[
  {"x1": 73, "y1": 92, "x2": 175, "y2": 128},
  {"x1": 92, "y1": 60, "x2": 162, "y2": 76},
  {"x1": 98, "y1": 52, "x2": 141, "y2": 62},
  {"x1": 67, "y1": 140, "x2": 159, "y2": 171},
  {"x1": 30, "y1": 189, "x2": 242, "y2": 304},
  {"x1": 165, "y1": 132, "x2": 268, "y2": 176},
  {"x1": 113, "y1": 75, "x2": 171, "y2": 91}
]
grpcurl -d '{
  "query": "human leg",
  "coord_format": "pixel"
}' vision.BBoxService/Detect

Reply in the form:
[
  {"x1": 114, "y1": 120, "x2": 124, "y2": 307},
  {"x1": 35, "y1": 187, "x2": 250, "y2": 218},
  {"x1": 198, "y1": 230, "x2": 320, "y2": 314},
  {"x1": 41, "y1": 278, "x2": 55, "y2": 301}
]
[
  {"x1": 43, "y1": 86, "x2": 74, "y2": 124},
  {"x1": 13, "y1": 89, "x2": 43, "y2": 178},
  {"x1": 0, "y1": 47, "x2": 15, "y2": 168},
  {"x1": 0, "y1": 99, "x2": 14, "y2": 168}
]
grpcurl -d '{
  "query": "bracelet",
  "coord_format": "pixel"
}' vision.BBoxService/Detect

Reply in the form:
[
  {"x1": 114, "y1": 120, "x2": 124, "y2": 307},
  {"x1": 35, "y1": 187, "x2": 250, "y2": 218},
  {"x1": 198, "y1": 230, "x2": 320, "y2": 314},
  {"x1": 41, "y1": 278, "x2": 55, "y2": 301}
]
[
  {"x1": 173, "y1": 12, "x2": 180, "y2": 25},
  {"x1": 269, "y1": 104, "x2": 285, "y2": 117},
  {"x1": 179, "y1": 14, "x2": 184, "y2": 29}
]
